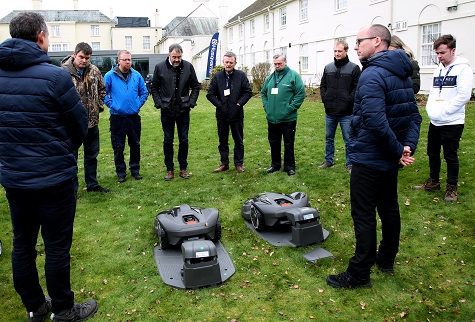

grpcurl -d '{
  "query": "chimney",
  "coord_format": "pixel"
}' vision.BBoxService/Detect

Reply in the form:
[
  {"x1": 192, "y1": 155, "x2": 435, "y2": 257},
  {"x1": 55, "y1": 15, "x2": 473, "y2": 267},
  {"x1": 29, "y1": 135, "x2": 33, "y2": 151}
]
[
  {"x1": 155, "y1": 9, "x2": 160, "y2": 27},
  {"x1": 109, "y1": 8, "x2": 114, "y2": 19},
  {"x1": 73, "y1": 0, "x2": 78, "y2": 10},
  {"x1": 32, "y1": 0, "x2": 43, "y2": 10}
]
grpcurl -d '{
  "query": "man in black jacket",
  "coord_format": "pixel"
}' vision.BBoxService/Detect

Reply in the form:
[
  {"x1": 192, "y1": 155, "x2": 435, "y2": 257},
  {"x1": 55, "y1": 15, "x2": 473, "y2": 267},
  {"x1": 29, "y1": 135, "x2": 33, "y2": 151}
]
[
  {"x1": 318, "y1": 40, "x2": 361, "y2": 173},
  {"x1": 207, "y1": 52, "x2": 253, "y2": 173},
  {"x1": 151, "y1": 43, "x2": 201, "y2": 180},
  {"x1": 0, "y1": 12, "x2": 97, "y2": 321}
]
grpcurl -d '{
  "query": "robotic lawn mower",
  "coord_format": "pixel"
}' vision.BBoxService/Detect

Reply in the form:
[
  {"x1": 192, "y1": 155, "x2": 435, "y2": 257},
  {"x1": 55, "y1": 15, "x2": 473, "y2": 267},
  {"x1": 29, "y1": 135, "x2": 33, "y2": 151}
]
[
  {"x1": 153, "y1": 204, "x2": 234, "y2": 289},
  {"x1": 242, "y1": 192, "x2": 329, "y2": 248}
]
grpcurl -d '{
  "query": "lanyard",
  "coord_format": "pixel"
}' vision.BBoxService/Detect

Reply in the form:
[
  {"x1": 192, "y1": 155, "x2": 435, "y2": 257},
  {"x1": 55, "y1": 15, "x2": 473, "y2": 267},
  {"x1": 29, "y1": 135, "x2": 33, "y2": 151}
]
[
  {"x1": 438, "y1": 65, "x2": 454, "y2": 95},
  {"x1": 273, "y1": 69, "x2": 289, "y2": 87}
]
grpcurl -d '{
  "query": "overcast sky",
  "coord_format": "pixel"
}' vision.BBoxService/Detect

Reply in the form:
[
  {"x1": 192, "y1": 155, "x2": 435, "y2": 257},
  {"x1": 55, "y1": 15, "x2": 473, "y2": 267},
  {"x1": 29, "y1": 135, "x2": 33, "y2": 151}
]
[{"x1": 0, "y1": 0, "x2": 254, "y2": 27}]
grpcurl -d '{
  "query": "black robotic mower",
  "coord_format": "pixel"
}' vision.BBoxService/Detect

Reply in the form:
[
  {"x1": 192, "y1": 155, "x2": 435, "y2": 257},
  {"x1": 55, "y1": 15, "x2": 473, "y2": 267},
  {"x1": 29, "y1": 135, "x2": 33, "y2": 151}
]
[
  {"x1": 153, "y1": 204, "x2": 234, "y2": 289},
  {"x1": 242, "y1": 192, "x2": 329, "y2": 248}
]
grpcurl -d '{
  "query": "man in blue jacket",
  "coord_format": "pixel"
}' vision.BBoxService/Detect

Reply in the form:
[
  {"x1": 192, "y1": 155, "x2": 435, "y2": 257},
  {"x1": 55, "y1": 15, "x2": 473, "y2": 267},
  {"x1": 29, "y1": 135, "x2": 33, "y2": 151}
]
[
  {"x1": 0, "y1": 12, "x2": 97, "y2": 321},
  {"x1": 326, "y1": 24, "x2": 422, "y2": 289},
  {"x1": 104, "y1": 50, "x2": 149, "y2": 183},
  {"x1": 207, "y1": 51, "x2": 253, "y2": 173}
]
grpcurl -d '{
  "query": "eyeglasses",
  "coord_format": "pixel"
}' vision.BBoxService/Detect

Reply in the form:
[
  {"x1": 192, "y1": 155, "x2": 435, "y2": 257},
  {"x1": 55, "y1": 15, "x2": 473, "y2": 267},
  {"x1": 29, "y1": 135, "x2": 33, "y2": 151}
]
[
  {"x1": 119, "y1": 58, "x2": 131, "y2": 62},
  {"x1": 355, "y1": 37, "x2": 376, "y2": 45}
]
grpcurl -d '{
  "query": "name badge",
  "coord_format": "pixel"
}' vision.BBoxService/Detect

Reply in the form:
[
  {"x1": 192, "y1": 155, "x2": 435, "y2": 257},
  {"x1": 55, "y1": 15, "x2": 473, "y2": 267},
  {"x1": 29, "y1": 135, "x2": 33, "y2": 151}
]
[
  {"x1": 224, "y1": 89, "x2": 230, "y2": 96},
  {"x1": 271, "y1": 88, "x2": 279, "y2": 95},
  {"x1": 435, "y1": 98, "x2": 444, "y2": 102}
]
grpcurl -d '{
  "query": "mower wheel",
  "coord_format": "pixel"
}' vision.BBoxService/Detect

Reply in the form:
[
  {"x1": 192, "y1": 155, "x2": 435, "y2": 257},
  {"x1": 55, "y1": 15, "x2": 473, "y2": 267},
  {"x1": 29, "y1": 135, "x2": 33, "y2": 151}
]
[
  {"x1": 250, "y1": 206, "x2": 264, "y2": 231},
  {"x1": 158, "y1": 223, "x2": 170, "y2": 250},
  {"x1": 212, "y1": 217, "x2": 222, "y2": 242}
]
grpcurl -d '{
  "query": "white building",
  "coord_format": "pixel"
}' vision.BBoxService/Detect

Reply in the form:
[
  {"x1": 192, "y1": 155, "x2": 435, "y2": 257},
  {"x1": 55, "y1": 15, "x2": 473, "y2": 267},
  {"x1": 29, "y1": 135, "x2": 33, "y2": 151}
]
[{"x1": 219, "y1": 0, "x2": 475, "y2": 93}]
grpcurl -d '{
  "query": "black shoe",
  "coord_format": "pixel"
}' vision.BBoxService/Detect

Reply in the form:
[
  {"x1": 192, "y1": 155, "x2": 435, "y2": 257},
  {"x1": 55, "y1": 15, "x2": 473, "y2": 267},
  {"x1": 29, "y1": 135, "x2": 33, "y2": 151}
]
[
  {"x1": 326, "y1": 271, "x2": 372, "y2": 289},
  {"x1": 375, "y1": 257, "x2": 395, "y2": 275},
  {"x1": 266, "y1": 166, "x2": 280, "y2": 174},
  {"x1": 287, "y1": 169, "x2": 296, "y2": 176},
  {"x1": 132, "y1": 173, "x2": 143, "y2": 180},
  {"x1": 28, "y1": 297, "x2": 52, "y2": 322},
  {"x1": 52, "y1": 299, "x2": 98, "y2": 322},
  {"x1": 86, "y1": 185, "x2": 110, "y2": 193},
  {"x1": 117, "y1": 176, "x2": 126, "y2": 183}
]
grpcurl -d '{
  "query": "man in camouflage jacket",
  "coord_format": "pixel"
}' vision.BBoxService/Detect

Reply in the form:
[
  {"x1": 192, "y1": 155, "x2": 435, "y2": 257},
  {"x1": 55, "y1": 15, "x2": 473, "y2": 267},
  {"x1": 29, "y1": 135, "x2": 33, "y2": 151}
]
[{"x1": 62, "y1": 42, "x2": 109, "y2": 192}]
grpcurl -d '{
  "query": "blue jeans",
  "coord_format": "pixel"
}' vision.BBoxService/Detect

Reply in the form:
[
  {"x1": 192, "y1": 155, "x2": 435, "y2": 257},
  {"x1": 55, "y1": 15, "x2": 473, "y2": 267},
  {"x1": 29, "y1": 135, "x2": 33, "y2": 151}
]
[
  {"x1": 324, "y1": 114, "x2": 352, "y2": 167},
  {"x1": 161, "y1": 110, "x2": 190, "y2": 171},
  {"x1": 6, "y1": 179, "x2": 77, "y2": 313}
]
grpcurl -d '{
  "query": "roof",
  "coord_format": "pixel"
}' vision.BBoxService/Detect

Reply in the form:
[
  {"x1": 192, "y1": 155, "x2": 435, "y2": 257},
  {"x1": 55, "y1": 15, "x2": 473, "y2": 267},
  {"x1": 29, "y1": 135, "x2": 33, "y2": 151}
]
[
  {"x1": 0, "y1": 10, "x2": 115, "y2": 24},
  {"x1": 162, "y1": 16, "x2": 218, "y2": 37},
  {"x1": 115, "y1": 17, "x2": 150, "y2": 28},
  {"x1": 226, "y1": 0, "x2": 287, "y2": 24}
]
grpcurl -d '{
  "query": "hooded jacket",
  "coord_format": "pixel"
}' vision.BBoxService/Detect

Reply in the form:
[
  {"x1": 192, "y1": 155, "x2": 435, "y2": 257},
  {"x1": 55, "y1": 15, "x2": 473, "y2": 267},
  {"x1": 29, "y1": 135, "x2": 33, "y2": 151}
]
[
  {"x1": 151, "y1": 58, "x2": 201, "y2": 116},
  {"x1": 206, "y1": 68, "x2": 253, "y2": 121},
  {"x1": 425, "y1": 56, "x2": 472, "y2": 126},
  {"x1": 103, "y1": 65, "x2": 148, "y2": 116},
  {"x1": 320, "y1": 56, "x2": 361, "y2": 116},
  {"x1": 261, "y1": 66, "x2": 305, "y2": 124},
  {"x1": 61, "y1": 55, "x2": 106, "y2": 128},
  {"x1": 0, "y1": 38, "x2": 88, "y2": 189},
  {"x1": 348, "y1": 49, "x2": 422, "y2": 171}
]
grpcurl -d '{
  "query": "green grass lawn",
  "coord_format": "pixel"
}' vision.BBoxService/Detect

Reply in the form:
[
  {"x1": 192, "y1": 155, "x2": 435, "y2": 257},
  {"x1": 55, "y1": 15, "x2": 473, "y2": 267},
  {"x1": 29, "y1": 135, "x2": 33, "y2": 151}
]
[{"x1": 1, "y1": 92, "x2": 474, "y2": 321}]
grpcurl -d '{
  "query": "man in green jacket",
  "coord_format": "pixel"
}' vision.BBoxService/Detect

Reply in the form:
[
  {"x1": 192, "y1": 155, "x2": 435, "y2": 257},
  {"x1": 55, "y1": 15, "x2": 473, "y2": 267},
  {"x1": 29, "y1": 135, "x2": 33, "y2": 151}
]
[{"x1": 261, "y1": 53, "x2": 305, "y2": 176}]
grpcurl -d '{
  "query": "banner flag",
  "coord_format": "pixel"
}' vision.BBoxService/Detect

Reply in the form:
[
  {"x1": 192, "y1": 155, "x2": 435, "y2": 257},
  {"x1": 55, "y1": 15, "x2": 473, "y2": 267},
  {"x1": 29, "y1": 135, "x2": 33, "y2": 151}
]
[{"x1": 206, "y1": 32, "x2": 219, "y2": 78}]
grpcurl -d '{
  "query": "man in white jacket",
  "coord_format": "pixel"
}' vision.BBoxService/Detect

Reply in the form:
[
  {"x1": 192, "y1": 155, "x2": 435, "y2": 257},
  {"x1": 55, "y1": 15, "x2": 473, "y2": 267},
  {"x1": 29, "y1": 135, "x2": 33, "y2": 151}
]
[{"x1": 413, "y1": 34, "x2": 473, "y2": 202}]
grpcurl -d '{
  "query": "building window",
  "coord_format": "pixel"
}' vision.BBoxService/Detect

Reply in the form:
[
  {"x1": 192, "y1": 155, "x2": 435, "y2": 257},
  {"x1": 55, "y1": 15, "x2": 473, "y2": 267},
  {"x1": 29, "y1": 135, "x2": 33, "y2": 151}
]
[
  {"x1": 239, "y1": 24, "x2": 244, "y2": 40},
  {"x1": 229, "y1": 27, "x2": 234, "y2": 43},
  {"x1": 300, "y1": 0, "x2": 308, "y2": 21},
  {"x1": 91, "y1": 42, "x2": 100, "y2": 51},
  {"x1": 266, "y1": 50, "x2": 271, "y2": 62},
  {"x1": 51, "y1": 25, "x2": 60, "y2": 37},
  {"x1": 279, "y1": 46, "x2": 287, "y2": 57},
  {"x1": 143, "y1": 36, "x2": 150, "y2": 50},
  {"x1": 125, "y1": 36, "x2": 132, "y2": 51},
  {"x1": 49, "y1": 43, "x2": 68, "y2": 52},
  {"x1": 264, "y1": 14, "x2": 270, "y2": 32},
  {"x1": 336, "y1": 0, "x2": 347, "y2": 10},
  {"x1": 250, "y1": 19, "x2": 255, "y2": 37},
  {"x1": 91, "y1": 25, "x2": 100, "y2": 36},
  {"x1": 421, "y1": 23, "x2": 441, "y2": 66},
  {"x1": 280, "y1": 7, "x2": 287, "y2": 27},
  {"x1": 300, "y1": 43, "x2": 308, "y2": 71}
]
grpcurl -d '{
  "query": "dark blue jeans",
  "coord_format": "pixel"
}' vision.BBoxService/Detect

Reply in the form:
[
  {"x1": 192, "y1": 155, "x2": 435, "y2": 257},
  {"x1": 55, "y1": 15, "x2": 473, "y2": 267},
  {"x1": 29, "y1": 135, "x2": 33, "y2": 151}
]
[
  {"x1": 6, "y1": 179, "x2": 77, "y2": 313},
  {"x1": 161, "y1": 111, "x2": 190, "y2": 171},
  {"x1": 217, "y1": 118, "x2": 244, "y2": 166},
  {"x1": 324, "y1": 114, "x2": 351, "y2": 166},
  {"x1": 74, "y1": 125, "x2": 100, "y2": 189},
  {"x1": 110, "y1": 114, "x2": 141, "y2": 177},
  {"x1": 267, "y1": 120, "x2": 297, "y2": 171},
  {"x1": 427, "y1": 123, "x2": 464, "y2": 186},
  {"x1": 347, "y1": 164, "x2": 400, "y2": 280}
]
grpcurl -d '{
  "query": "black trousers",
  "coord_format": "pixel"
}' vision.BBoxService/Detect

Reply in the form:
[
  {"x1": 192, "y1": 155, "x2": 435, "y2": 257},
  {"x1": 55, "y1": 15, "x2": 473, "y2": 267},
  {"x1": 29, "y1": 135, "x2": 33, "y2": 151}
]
[
  {"x1": 267, "y1": 120, "x2": 297, "y2": 171},
  {"x1": 110, "y1": 114, "x2": 141, "y2": 177},
  {"x1": 427, "y1": 123, "x2": 464, "y2": 186},
  {"x1": 346, "y1": 163, "x2": 401, "y2": 279},
  {"x1": 217, "y1": 118, "x2": 244, "y2": 166}
]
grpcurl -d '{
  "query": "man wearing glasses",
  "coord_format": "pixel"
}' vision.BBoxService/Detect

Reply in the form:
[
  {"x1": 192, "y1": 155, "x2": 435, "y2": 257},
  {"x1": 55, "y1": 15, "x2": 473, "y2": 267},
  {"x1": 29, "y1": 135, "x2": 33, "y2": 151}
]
[
  {"x1": 261, "y1": 53, "x2": 305, "y2": 176},
  {"x1": 104, "y1": 50, "x2": 149, "y2": 183},
  {"x1": 326, "y1": 24, "x2": 422, "y2": 289}
]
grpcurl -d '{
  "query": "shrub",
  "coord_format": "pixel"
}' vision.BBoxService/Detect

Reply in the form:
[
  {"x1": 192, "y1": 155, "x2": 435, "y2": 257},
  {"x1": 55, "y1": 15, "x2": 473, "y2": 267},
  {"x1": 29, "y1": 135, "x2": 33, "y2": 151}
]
[{"x1": 251, "y1": 62, "x2": 271, "y2": 94}]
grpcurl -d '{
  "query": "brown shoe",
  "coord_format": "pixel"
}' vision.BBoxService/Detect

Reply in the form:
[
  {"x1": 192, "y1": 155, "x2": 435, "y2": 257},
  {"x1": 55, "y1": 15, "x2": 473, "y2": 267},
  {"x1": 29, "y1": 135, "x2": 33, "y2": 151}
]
[
  {"x1": 164, "y1": 171, "x2": 174, "y2": 181},
  {"x1": 213, "y1": 164, "x2": 229, "y2": 173},
  {"x1": 444, "y1": 185, "x2": 458, "y2": 202},
  {"x1": 179, "y1": 170, "x2": 190, "y2": 179},
  {"x1": 413, "y1": 178, "x2": 441, "y2": 191},
  {"x1": 236, "y1": 165, "x2": 244, "y2": 173}
]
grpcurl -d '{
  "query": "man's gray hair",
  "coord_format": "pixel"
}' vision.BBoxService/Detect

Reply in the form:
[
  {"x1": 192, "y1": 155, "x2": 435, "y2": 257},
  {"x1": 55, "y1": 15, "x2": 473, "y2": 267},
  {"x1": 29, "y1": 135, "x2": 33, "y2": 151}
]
[
  {"x1": 169, "y1": 43, "x2": 183, "y2": 53},
  {"x1": 224, "y1": 51, "x2": 237, "y2": 61},
  {"x1": 273, "y1": 53, "x2": 287, "y2": 61}
]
